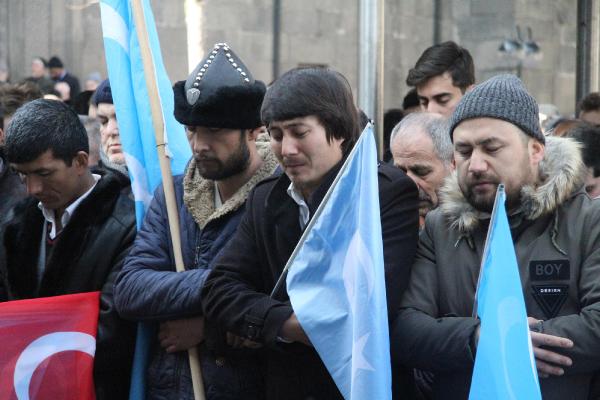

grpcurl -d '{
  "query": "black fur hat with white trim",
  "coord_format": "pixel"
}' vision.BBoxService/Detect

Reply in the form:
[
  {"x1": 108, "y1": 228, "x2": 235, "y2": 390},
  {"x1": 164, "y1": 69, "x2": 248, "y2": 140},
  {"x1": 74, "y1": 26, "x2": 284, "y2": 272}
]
[{"x1": 173, "y1": 42, "x2": 266, "y2": 129}]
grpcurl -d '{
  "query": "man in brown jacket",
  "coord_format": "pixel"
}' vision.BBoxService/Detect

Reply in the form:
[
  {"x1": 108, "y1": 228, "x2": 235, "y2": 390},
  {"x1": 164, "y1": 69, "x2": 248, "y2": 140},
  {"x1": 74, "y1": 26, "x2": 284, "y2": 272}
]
[{"x1": 394, "y1": 74, "x2": 600, "y2": 400}]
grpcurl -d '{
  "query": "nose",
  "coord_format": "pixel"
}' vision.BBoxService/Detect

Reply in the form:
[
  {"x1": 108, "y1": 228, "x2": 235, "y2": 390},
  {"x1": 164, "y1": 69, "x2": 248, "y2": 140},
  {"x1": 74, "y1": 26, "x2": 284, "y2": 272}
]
[
  {"x1": 426, "y1": 102, "x2": 443, "y2": 115},
  {"x1": 468, "y1": 150, "x2": 488, "y2": 174},
  {"x1": 106, "y1": 118, "x2": 119, "y2": 137},
  {"x1": 191, "y1": 133, "x2": 210, "y2": 155},
  {"x1": 280, "y1": 135, "x2": 299, "y2": 157},
  {"x1": 25, "y1": 175, "x2": 43, "y2": 196}
]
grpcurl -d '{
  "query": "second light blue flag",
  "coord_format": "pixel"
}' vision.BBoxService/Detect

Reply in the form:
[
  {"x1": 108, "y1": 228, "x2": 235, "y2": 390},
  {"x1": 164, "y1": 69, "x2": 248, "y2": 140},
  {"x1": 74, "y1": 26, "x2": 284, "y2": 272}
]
[
  {"x1": 287, "y1": 125, "x2": 392, "y2": 400},
  {"x1": 469, "y1": 185, "x2": 541, "y2": 400}
]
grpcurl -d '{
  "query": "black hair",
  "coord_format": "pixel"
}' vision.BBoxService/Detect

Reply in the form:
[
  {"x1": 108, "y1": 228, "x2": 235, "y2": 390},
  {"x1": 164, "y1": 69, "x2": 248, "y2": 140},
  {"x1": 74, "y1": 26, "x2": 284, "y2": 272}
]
[
  {"x1": 402, "y1": 88, "x2": 420, "y2": 110},
  {"x1": 566, "y1": 123, "x2": 600, "y2": 177},
  {"x1": 4, "y1": 99, "x2": 89, "y2": 165},
  {"x1": 406, "y1": 41, "x2": 475, "y2": 91},
  {"x1": 578, "y1": 92, "x2": 600, "y2": 115},
  {"x1": 261, "y1": 67, "x2": 360, "y2": 156},
  {"x1": 383, "y1": 108, "x2": 404, "y2": 162}
]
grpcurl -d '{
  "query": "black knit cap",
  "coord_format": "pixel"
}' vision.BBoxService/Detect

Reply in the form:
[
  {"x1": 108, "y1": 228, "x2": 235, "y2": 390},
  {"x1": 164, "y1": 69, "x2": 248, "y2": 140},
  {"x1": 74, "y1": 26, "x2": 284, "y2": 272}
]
[
  {"x1": 449, "y1": 74, "x2": 544, "y2": 144},
  {"x1": 173, "y1": 42, "x2": 266, "y2": 129},
  {"x1": 92, "y1": 79, "x2": 113, "y2": 106},
  {"x1": 47, "y1": 56, "x2": 64, "y2": 69}
]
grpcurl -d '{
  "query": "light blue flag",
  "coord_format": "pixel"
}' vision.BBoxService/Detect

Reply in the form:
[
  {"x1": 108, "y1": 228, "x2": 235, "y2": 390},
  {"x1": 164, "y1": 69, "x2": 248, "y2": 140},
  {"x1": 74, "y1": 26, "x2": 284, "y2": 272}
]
[
  {"x1": 469, "y1": 185, "x2": 541, "y2": 400},
  {"x1": 99, "y1": 1, "x2": 192, "y2": 398},
  {"x1": 286, "y1": 124, "x2": 392, "y2": 400}
]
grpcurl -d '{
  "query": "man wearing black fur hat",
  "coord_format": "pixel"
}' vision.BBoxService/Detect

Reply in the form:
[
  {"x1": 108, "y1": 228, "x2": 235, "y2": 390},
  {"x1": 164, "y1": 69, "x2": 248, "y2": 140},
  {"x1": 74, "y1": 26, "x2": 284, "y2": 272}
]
[
  {"x1": 114, "y1": 42, "x2": 277, "y2": 399},
  {"x1": 1, "y1": 99, "x2": 136, "y2": 399},
  {"x1": 394, "y1": 74, "x2": 600, "y2": 399}
]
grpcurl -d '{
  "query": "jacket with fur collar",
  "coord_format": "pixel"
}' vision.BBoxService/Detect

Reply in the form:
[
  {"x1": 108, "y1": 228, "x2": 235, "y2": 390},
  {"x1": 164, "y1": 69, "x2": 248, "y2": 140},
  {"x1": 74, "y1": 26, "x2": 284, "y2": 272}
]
[
  {"x1": 440, "y1": 136, "x2": 585, "y2": 235},
  {"x1": 395, "y1": 136, "x2": 600, "y2": 400},
  {"x1": 114, "y1": 139, "x2": 278, "y2": 400}
]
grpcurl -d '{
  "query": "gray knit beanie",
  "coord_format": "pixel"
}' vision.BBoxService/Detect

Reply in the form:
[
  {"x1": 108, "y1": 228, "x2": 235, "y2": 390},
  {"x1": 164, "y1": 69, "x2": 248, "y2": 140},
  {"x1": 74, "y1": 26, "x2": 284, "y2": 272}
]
[{"x1": 449, "y1": 74, "x2": 544, "y2": 144}]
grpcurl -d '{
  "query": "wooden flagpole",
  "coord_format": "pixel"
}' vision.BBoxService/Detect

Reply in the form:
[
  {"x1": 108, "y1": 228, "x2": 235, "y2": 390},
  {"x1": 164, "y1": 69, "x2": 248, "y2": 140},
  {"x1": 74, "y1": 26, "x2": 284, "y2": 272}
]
[{"x1": 130, "y1": 1, "x2": 206, "y2": 399}]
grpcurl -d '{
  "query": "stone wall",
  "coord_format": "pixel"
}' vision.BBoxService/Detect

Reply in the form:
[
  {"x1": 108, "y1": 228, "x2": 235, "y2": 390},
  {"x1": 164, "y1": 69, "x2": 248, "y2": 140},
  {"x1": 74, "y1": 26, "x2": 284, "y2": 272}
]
[
  {"x1": 0, "y1": 0, "x2": 187, "y2": 86},
  {"x1": 0, "y1": 0, "x2": 586, "y2": 115}
]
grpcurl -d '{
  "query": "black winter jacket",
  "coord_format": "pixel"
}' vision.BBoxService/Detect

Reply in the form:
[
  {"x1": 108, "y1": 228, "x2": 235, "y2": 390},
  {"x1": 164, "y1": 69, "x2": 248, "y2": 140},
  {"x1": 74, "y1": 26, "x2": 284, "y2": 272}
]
[
  {"x1": 202, "y1": 161, "x2": 420, "y2": 400},
  {"x1": 1, "y1": 169, "x2": 137, "y2": 400}
]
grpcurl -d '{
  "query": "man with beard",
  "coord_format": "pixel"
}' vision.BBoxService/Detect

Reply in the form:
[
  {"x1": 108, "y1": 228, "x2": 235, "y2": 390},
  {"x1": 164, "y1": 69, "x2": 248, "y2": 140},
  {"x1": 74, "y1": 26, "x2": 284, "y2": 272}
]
[
  {"x1": 390, "y1": 112, "x2": 453, "y2": 227},
  {"x1": 393, "y1": 74, "x2": 600, "y2": 400},
  {"x1": 114, "y1": 43, "x2": 278, "y2": 399}
]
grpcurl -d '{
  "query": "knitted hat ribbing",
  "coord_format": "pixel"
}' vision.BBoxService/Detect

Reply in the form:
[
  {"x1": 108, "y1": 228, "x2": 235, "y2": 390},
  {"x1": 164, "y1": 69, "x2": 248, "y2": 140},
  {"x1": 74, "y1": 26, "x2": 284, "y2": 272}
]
[{"x1": 449, "y1": 74, "x2": 544, "y2": 144}]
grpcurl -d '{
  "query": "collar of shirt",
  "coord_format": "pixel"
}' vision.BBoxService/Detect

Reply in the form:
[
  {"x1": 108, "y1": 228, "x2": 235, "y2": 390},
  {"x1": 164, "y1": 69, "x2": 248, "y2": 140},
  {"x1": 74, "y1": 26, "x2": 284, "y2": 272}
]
[
  {"x1": 38, "y1": 174, "x2": 101, "y2": 239},
  {"x1": 286, "y1": 182, "x2": 310, "y2": 230},
  {"x1": 214, "y1": 181, "x2": 223, "y2": 210}
]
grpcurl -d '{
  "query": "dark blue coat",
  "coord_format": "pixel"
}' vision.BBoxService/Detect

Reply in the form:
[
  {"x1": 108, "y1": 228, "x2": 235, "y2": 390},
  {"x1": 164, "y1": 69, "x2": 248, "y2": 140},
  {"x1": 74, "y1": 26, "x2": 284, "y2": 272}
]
[{"x1": 114, "y1": 174, "x2": 264, "y2": 400}]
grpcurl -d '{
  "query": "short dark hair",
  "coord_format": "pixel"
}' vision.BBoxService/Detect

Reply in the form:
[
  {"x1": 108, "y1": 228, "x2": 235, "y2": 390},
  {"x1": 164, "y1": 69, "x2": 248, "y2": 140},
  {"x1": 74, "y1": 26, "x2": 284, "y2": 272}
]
[
  {"x1": 402, "y1": 88, "x2": 419, "y2": 110},
  {"x1": 567, "y1": 123, "x2": 600, "y2": 176},
  {"x1": 0, "y1": 82, "x2": 42, "y2": 129},
  {"x1": 5, "y1": 99, "x2": 89, "y2": 165},
  {"x1": 406, "y1": 41, "x2": 475, "y2": 91},
  {"x1": 261, "y1": 67, "x2": 360, "y2": 155},
  {"x1": 578, "y1": 92, "x2": 600, "y2": 115}
]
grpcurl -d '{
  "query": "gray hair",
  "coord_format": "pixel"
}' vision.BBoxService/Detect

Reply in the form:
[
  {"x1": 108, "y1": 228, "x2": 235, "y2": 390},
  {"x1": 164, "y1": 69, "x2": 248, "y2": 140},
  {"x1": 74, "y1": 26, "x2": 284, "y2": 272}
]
[{"x1": 390, "y1": 112, "x2": 453, "y2": 164}]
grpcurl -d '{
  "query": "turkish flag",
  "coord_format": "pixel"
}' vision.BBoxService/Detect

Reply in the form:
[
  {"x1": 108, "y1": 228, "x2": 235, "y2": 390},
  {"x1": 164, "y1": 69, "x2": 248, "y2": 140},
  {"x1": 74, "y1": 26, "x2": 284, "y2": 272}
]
[{"x1": 0, "y1": 292, "x2": 100, "y2": 400}]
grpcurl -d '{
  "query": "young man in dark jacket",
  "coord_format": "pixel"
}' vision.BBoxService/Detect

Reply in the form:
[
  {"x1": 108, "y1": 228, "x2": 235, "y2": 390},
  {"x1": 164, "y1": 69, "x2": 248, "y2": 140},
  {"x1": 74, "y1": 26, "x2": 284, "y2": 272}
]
[
  {"x1": 394, "y1": 75, "x2": 600, "y2": 400},
  {"x1": 1, "y1": 99, "x2": 136, "y2": 399},
  {"x1": 114, "y1": 43, "x2": 277, "y2": 399},
  {"x1": 201, "y1": 67, "x2": 420, "y2": 399}
]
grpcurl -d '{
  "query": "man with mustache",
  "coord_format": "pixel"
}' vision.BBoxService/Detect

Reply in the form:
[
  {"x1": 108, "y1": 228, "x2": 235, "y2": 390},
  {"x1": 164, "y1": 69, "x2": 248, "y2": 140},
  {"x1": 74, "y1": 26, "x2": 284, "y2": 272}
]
[
  {"x1": 393, "y1": 74, "x2": 600, "y2": 400},
  {"x1": 1, "y1": 99, "x2": 136, "y2": 398},
  {"x1": 201, "y1": 67, "x2": 419, "y2": 399},
  {"x1": 390, "y1": 112, "x2": 453, "y2": 227},
  {"x1": 114, "y1": 43, "x2": 278, "y2": 399}
]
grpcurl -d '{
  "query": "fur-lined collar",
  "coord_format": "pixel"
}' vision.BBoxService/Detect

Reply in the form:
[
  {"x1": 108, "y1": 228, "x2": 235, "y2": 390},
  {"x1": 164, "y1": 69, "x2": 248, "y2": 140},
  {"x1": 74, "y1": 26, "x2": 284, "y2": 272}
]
[
  {"x1": 183, "y1": 136, "x2": 278, "y2": 228},
  {"x1": 439, "y1": 136, "x2": 585, "y2": 234}
]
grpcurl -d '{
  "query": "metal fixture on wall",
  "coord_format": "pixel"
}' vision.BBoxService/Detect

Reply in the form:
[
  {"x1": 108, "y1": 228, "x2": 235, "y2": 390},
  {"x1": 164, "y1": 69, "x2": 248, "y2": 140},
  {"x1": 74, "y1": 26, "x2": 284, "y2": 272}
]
[{"x1": 498, "y1": 25, "x2": 542, "y2": 78}]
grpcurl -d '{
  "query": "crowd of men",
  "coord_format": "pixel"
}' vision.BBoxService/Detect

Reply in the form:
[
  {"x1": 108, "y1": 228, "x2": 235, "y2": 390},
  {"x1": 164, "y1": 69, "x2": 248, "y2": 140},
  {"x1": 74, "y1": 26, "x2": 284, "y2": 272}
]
[{"x1": 1, "y1": 39, "x2": 600, "y2": 400}]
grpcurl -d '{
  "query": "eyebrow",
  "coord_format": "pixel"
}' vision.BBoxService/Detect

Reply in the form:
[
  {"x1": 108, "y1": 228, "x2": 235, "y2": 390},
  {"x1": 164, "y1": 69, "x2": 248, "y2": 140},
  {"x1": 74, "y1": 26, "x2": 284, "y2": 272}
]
[
  {"x1": 455, "y1": 137, "x2": 505, "y2": 147},
  {"x1": 432, "y1": 93, "x2": 451, "y2": 99},
  {"x1": 270, "y1": 121, "x2": 310, "y2": 129}
]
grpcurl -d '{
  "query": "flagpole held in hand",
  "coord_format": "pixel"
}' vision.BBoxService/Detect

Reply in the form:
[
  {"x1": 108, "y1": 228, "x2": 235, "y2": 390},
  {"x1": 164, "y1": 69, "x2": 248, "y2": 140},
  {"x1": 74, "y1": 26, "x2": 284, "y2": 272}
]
[{"x1": 130, "y1": 1, "x2": 206, "y2": 399}]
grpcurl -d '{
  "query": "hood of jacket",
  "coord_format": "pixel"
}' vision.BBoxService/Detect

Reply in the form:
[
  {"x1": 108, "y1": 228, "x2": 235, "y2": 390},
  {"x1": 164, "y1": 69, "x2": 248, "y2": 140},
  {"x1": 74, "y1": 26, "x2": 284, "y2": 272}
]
[
  {"x1": 183, "y1": 134, "x2": 279, "y2": 228},
  {"x1": 439, "y1": 136, "x2": 585, "y2": 235}
]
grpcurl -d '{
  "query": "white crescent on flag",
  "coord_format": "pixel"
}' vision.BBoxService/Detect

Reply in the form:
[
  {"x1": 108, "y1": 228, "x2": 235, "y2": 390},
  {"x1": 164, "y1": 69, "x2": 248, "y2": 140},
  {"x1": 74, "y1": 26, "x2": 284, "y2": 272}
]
[
  {"x1": 13, "y1": 331, "x2": 96, "y2": 400},
  {"x1": 100, "y1": 2, "x2": 130, "y2": 54}
]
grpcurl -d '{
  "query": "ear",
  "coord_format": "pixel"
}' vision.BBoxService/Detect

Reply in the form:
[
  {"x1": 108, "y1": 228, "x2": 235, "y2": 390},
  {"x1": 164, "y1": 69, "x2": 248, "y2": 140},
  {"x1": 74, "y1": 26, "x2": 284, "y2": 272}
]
[
  {"x1": 247, "y1": 126, "x2": 266, "y2": 142},
  {"x1": 73, "y1": 151, "x2": 90, "y2": 172},
  {"x1": 449, "y1": 160, "x2": 456, "y2": 171},
  {"x1": 529, "y1": 139, "x2": 545, "y2": 165}
]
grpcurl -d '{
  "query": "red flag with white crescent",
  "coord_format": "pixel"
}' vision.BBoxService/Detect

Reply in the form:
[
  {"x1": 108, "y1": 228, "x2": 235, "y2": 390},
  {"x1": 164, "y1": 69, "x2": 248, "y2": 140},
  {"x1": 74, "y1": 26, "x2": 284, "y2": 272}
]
[{"x1": 0, "y1": 291, "x2": 100, "y2": 400}]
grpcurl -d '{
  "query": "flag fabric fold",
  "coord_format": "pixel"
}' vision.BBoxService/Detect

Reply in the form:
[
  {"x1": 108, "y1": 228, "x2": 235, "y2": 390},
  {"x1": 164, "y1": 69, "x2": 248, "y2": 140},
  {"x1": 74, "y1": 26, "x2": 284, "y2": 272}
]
[
  {"x1": 99, "y1": 0, "x2": 191, "y2": 227},
  {"x1": 469, "y1": 185, "x2": 541, "y2": 400},
  {"x1": 0, "y1": 292, "x2": 100, "y2": 400},
  {"x1": 99, "y1": 1, "x2": 192, "y2": 398},
  {"x1": 286, "y1": 125, "x2": 392, "y2": 400}
]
